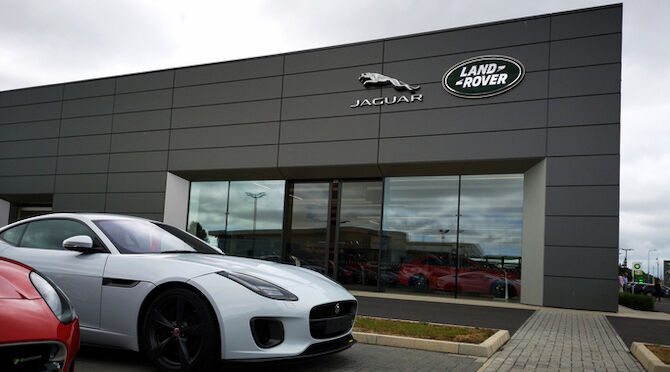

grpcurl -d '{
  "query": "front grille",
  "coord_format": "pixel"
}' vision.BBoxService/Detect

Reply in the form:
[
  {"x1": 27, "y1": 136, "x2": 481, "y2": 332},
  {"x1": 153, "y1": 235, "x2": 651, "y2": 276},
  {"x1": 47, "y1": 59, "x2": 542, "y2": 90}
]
[
  {"x1": 309, "y1": 300, "x2": 357, "y2": 339},
  {"x1": 0, "y1": 342, "x2": 67, "y2": 372}
]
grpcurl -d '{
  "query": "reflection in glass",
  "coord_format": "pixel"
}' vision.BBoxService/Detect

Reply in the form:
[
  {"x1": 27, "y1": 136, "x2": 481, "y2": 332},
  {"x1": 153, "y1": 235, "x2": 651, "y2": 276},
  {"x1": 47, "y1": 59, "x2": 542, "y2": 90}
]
[
  {"x1": 187, "y1": 181, "x2": 229, "y2": 247},
  {"x1": 286, "y1": 183, "x2": 330, "y2": 274},
  {"x1": 336, "y1": 181, "x2": 382, "y2": 289},
  {"x1": 457, "y1": 175, "x2": 523, "y2": 299},
  {"x1": 381, "y1": 176, "x2": 460, "y2": 294},
  {"x1": 225, "y1": 181, "x2": 285, "y2": 259},
  {"x1": 187, "y1": 181, "x2": 285, "y2": 259}
]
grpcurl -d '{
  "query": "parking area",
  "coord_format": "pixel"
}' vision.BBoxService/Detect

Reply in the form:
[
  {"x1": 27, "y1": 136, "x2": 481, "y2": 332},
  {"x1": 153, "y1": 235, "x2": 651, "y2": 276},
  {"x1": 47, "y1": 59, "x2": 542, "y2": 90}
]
[{"x1": 76, "y1": 343, "x2": 485, "y2": 372}]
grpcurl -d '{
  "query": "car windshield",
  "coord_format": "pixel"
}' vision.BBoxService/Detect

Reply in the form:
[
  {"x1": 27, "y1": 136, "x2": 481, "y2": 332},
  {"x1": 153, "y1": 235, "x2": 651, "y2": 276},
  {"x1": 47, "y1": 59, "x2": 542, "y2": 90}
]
[{"x1": 94, "y1": 219, "x2": 222, "y2": 255}]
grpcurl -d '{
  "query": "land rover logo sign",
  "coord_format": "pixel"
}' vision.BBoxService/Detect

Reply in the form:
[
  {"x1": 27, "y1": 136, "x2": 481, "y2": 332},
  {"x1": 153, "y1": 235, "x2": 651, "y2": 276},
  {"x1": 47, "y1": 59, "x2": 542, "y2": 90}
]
[{"x1": 443, "y1": 55, "x2": 525, "y2": 98}]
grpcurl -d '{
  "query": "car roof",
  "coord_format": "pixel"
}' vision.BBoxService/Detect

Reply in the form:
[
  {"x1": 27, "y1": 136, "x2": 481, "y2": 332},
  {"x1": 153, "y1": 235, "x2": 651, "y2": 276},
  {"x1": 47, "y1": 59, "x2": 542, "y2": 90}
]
[{"x1": 1, "y1": 213, "x2": 156, "y2": 230}]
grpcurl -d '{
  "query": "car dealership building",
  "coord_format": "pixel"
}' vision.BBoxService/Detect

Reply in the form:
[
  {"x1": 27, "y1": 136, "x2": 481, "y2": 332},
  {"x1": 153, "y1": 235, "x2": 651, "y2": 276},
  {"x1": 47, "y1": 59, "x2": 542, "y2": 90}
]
[{"x1": 0, "y1": 5, "x2": 621, "y2": 311}]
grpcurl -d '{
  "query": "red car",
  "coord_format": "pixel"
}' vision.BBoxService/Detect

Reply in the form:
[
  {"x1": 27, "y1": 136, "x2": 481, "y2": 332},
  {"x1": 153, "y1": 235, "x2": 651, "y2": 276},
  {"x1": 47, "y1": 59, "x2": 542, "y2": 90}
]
[{"x1": 0, "y1": 257, "x2": 79, "y2": 372}]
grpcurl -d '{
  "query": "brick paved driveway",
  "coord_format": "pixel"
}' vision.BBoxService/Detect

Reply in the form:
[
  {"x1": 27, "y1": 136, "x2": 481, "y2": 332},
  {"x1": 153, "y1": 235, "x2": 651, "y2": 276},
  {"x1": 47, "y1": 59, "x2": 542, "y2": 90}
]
[{"x1": 76, "y1": 343, "x2": 485, "y2": 372}]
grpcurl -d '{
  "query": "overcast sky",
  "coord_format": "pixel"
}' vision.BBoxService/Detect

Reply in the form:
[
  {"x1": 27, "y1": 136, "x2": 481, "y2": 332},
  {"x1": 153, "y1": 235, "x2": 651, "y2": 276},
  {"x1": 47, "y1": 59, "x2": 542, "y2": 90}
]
[{"x1": 1, "y1": 0, "x2": 667, "y2": 277}]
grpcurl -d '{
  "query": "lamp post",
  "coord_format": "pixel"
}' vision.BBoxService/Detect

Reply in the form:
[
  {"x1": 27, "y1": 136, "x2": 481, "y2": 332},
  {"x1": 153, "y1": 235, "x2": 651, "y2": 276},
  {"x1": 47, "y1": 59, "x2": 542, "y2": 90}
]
[
  {"x1": 648, "y1": 248, "x2": 658, "y2": 283},
  {"x1": 621, "y1": 248, "x2": 633, "y2": 267},
  {"x1": 246, "y1": 192, "x2": 266, "y2": 257}
]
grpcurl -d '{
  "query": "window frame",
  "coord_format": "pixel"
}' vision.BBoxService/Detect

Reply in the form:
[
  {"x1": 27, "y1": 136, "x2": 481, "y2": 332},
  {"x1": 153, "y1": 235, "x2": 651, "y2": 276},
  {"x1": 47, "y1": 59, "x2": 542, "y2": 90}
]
[{"x1": 6, "y1": 218, "x2": 110, "y2": 253}]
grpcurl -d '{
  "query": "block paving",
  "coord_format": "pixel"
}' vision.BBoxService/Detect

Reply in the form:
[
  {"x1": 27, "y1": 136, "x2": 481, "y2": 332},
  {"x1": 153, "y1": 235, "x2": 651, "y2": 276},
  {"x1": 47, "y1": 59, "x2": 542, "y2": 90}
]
[{"x1": 481, "y1": 310, "x2": 644, "y2": 372}]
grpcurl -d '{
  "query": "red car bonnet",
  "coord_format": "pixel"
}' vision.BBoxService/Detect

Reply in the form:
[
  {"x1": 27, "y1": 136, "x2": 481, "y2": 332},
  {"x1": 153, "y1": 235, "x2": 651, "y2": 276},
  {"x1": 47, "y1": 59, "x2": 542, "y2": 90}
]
[{"x1": 0, "y1": 258, "x2": 41, "y2": 300}]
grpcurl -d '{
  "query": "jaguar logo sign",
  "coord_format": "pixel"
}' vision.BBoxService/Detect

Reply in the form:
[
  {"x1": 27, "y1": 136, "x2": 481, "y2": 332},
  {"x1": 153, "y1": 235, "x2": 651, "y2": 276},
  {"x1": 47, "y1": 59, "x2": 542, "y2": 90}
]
[
  {"x1": 443, "y1": 55, "x2": 524, "y2": 98},
  {"x1": 350, "y1": 72, "x2": 422, "y2": 108},
  {"x1": 358, "y1": 72, "x2": 420, "y2": 92}
]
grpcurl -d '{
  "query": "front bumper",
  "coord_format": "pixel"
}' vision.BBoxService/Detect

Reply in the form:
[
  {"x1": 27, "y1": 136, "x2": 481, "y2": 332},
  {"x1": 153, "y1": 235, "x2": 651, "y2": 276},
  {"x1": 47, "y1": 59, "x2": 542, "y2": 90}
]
[
  {"x1": 189, "y1": 271, "x2": 357, "y2": 360},
  {"x1": 224, "y1": 333, "x2": 356, "y2": 363}
]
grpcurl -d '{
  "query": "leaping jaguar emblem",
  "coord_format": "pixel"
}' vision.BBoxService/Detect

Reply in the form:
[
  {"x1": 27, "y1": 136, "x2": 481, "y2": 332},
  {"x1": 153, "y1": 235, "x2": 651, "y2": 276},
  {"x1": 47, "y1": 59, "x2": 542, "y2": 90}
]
[{"x1": 358, "y1": 72, "x2": 420, "y2": 92}]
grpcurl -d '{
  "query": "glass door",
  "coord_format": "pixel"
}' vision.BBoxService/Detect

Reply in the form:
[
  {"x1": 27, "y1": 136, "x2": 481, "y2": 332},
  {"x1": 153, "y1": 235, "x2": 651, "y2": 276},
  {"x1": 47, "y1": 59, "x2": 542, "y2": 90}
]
[
  {"x1": 334, "y1": 181, "x2": 383, "y2": 290},
  {"x1": 284, "y1": 182, "x2": 331, "y2": 274}
]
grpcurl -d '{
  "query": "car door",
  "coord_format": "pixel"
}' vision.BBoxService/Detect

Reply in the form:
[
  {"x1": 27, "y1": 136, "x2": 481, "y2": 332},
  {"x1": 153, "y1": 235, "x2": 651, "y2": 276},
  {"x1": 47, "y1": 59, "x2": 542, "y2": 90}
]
[{"x1": 0, "y1": 218, "x2": 109, "y2": 329}]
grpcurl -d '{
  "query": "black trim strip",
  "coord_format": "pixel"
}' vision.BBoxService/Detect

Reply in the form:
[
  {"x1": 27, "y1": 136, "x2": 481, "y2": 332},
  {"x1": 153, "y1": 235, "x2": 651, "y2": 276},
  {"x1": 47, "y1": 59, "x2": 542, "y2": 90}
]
[
  {"x1": 102, "y1": 278, "x2": 140, "y2": 288},
  {"x1": 223, "y1": 333, "x2": 356, "y2": 364}
]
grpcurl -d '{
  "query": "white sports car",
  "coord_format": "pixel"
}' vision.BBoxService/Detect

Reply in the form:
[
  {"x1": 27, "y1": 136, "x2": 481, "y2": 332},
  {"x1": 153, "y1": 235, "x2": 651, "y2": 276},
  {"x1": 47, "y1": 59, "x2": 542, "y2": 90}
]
[{"x1": 0, "y1": 213, "x2": 357, "y2": 371}]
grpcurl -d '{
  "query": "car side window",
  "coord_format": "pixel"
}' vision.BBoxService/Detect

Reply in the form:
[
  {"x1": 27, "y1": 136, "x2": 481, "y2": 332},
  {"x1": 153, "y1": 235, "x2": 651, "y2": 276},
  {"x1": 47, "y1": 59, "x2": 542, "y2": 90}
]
[
  {"x1": 0, "y1": 223, "x2": 28, "y2": 245},
  {"x1": 20, "y1": 219, "x2": 98, "y2": 250}
]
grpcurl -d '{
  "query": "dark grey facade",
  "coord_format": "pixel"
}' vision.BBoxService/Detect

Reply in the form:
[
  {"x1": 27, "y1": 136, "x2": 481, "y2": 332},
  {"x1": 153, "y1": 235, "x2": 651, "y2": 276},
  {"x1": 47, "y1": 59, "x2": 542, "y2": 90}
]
[{"x1": 0, "y1": 5, "x2": 621, "y2": 311}]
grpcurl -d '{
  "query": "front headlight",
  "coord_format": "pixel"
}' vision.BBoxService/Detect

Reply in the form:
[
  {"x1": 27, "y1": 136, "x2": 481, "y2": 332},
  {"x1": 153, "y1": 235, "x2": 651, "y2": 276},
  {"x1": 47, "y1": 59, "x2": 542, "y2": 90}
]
[
  {"x1": 29, "y1": 271, "x2": 76, "y2": 324},
  {"x1": 217, "y1": 271, "x2": 298, "y2": 301}
]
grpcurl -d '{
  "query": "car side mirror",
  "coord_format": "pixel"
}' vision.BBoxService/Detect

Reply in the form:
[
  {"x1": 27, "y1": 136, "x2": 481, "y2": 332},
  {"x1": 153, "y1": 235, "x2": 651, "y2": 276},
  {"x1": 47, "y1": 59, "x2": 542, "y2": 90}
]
[{"x1": 63, "y1": 235, "x2": 96, "y2": 252}]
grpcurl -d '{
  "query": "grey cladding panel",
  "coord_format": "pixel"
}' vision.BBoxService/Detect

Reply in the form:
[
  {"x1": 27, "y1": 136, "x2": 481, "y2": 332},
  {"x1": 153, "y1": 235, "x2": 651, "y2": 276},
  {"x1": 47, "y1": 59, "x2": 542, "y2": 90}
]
[
  {"x1": 0, "y1": 176, "x2": 54, "y2": 194},
  {"x1": 281, "y1": 91, "x2": 380, "y2": 121},
  {"x1": 116, "y1": 70, "x2": 174, "y2": 93},
  {"x1": 383, "y1": 43, "x2": 549, "y2": 85},
  {"x1": 107, "y1": 172, "x2": 166, "y2": 193},
  {"x1": 278, "y1": 140, "x2": 378, "y2": 168},
  {"x1": 381, "y1": 71, "x2": 548, "y2": 113},
  {"x1": 173, "y1": 77, "x2": 282, "y2": 107},
  {"x1": 109, "y1": 152, "x2": 168, "y2": 173},
  {"x1": 64, "y1": 79, "x2": 115, "y2": 99},
  {"x1": 61, "y1": 115, "x2": 113, "y2": 136},
  {"x1": 381, "y1": 100, "x2": 546, "y2": 138},
  {"x1": 111, "y1": 131, "x2": 170, "y2": 153},
  {"x1": 551, "y1": 6, "x2": 622, "y2": 40},
  {"x1": 175, "y1": 56, "x2": 283, "y2": 86},
  {"x1": 62, "y1": 96, "x2": 114, "y2": 118},
  {"x1": 105, "y1": 193, "x2": 165, "y2": 214},
  {"x1": 0, "y1": 157, "x2": 56, "y2": 176},
  {"x1": 549, "y1": 64, "x2": 620, "y2": 98},
  {"x1": 0, "y1": 139, "x2": 58, "y2": 159},
  {"x1": 0, "y1": 102, "x2": 62, "y2": 124},
  {"x1": 171, "y1": 100, "x2": 280, "y2": 128},
  {"x1": 281, "y1": 115, "x2": 379, "y2": 144},
  {"x1": 384, "y1": 17, "x2": 550, "y2": 61},
  {"x1": 543, "y1": 276, "x2": 617, "y2": 312},
  {"x1": 285, "y1": 42, "x2": 383, "y2": 74},
  {"x1": 548, "y1": 94, "x2": 620, "y2": 127},
  {"x1": 546, "y1": 155, "x2": 619, "y2": 186},
  {"x1": 548, "y1": 124, "x2": 619, "y2": 156},
  {"x1": 283, "y1": 64, "x2": 382, "y2": 97},
  {"x1": 545, "y1": 216, "x2": 618, "y2": 248},
  {"x1": 379, "y1": 129, "x2": 546, "y2": 164},
  {"x1": 170, "y1": 123, "x2": 279, "y2": 150},
  {"x1": 546, "y1": 186, "x2": 619, "y2": 216},
  {"x1": 0, "y1": 121, "x2": 60, "y2": 141},
  {"x1": 56, "y1": 154, "x2": 109, "y2": 174},
  {"x1": 545, "y1": 246, "x2": 618, "y2": 280},
  {"x1": 550, "y1": 34, "x2": 621, "y2": 69},
  {"x1": 58, "y1": 135, "x2": 110, "y2": 156},
  {"x1": 0, "y1": 85, "x2": 62, "y2": 107},
  {"x1": 53, "y1": 193, "x2": 106, "y2": 212},
  {"x1": 168, "y1": 146, "x2": 278, "y2": 171},
  {"x1": 114, "y1": 89, "x2": 172, "y2": 113},
  {"x1": 113, "y1": 110, "x2": 171, "y2": 133},
  {"x1": 55, "y1": 174, "x2": 108, "y2": 193}
]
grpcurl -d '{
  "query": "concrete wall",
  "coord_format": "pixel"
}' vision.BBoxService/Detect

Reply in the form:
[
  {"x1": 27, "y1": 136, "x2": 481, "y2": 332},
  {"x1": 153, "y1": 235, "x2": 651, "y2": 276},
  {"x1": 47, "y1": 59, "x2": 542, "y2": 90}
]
[{"x1": 0, "y1": 5, "x2": 621, "y2": 311}]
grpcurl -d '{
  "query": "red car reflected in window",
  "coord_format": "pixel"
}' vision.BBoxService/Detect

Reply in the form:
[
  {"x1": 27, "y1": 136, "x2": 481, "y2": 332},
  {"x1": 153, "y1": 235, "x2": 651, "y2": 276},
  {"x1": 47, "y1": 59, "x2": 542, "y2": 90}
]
[{"x1": 0, "y1": 258, "x2": 79, "y2": 372}]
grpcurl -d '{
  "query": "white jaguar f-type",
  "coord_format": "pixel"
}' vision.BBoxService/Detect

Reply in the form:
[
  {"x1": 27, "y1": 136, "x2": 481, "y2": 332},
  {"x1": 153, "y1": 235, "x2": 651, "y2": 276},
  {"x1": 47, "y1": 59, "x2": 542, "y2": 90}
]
[{"x1": 0, "y1": 213, "x2": 357, "y2": 371}]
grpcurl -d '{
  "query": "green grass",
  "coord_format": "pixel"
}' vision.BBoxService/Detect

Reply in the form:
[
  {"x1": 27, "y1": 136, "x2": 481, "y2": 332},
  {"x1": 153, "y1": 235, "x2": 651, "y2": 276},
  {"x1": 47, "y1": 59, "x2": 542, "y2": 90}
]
[{"x1": 354, "y1": 316, "x2": 496, "y2": 344}]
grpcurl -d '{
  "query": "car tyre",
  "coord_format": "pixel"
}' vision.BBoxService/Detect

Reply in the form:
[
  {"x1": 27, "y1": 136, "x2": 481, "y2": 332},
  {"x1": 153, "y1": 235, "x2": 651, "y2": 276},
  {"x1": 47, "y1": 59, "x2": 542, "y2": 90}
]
[
  {"x1": 141, "y1": 288, "x2": 219, "y2": 372},
  {"x1": 409, "y1": 274, "x2": 429, "y2": 291},
  {"x1": 490, "y1": 280, "x2": 507, "y2": 298}
]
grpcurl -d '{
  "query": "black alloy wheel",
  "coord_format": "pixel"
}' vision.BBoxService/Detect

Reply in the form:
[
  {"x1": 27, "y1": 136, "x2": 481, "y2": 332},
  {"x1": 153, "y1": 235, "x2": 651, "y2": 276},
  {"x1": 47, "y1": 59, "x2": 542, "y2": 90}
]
[
  {"x1": 141, "y1": 288, "x2": 219, "y2": 371},
  {"x1": 410, "y1": 274, "x2": 429, "y2": 291},
  {"x1": 490, "y1": 280, "x2": 507, "y2": 298}
]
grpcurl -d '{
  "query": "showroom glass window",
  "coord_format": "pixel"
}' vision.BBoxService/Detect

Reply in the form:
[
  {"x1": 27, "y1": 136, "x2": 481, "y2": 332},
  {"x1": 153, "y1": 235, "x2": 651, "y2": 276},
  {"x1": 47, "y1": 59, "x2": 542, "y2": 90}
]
[
  {"x1": 458, "y1": 175, "x2": 523, "y2": 299},
  {"x1": 380, "y1": 174, "x2": 523, "y2": 299},
  {"x1": 187, "y1": 180, "x2": 285, "y2": 259},
  {"x1": 381, "y1": 176, "x2": 460, "y2": 294}
]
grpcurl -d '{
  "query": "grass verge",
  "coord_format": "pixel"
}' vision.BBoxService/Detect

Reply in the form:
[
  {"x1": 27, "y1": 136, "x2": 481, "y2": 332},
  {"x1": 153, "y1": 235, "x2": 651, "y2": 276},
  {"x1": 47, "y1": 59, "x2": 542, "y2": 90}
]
[
  {"x1": 646, "y1": 344, "x2": 670, "y2": 364},
  {"x1": 354, "y1": 316, "x2": 496, "y2": 344}
]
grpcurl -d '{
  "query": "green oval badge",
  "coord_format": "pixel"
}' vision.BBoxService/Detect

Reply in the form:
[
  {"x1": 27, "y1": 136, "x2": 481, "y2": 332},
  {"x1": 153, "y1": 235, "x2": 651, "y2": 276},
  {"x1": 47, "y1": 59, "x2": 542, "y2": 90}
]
[{"x1": 443, "y1": 55, "x2": 525, "y2": 98}]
